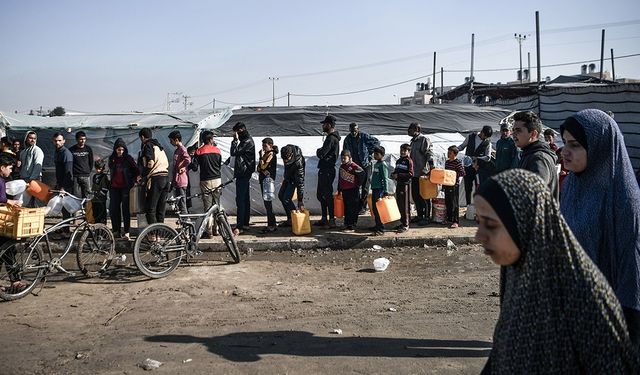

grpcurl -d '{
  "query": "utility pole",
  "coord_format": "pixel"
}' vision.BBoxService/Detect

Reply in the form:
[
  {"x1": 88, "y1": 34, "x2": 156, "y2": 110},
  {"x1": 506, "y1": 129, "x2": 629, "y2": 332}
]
[
  {"x1": 611, "y1": 48, "x2": 616, "y2": 81},
  {"x1": 212, "y1": 98, "x2": 216, "y2": 111},
  {"x1": 514, "y1": 33, "x2": 528, "y2": 84},
  {"x1": 527, "y1": 52, "x2": 531, "y2": 82},
  {"x1": 166, "y1": 92, "x2": 182, "y2": 111},
  {"x1": 469, "y1": 33, "x2": 475, "y2": 103},
  {"x1": 535, "y1": 11, "x2": 541, "y2": 85},
  {"x1": 432, "y1": 51, "x2": 437, "y2": 96},
  {"x1": 269, "y1": 77, "x2": 279, "y2": 107},
  {"x1": 440, "y1": 67, "x2": 443, "y2": 98},
  {"x1": 599, "y1": 29, "x2": 605, "y2": 80},
  {"x1": 287, "y1": 92, "x2": 290, "y2": 107},
  {"x1": 182, "y1": 94, "x2": 192, "y2": 111}
]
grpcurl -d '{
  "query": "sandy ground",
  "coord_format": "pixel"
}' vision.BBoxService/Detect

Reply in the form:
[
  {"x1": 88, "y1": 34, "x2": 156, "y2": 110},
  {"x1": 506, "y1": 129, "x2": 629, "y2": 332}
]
[{"x1": 1, "y1": 244, "x2": 500, "y2": 375}]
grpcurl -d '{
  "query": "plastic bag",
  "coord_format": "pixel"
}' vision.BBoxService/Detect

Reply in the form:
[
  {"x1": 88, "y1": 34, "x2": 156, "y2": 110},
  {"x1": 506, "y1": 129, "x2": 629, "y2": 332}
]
[
  {"x1": 6, "y1": 179, "x2": 27, "y2": 195},
  {"x1": 46, "y1": 195, "x2": 64, "y2": 216},
  {"x1": 62, "y1": 195, "x2": 82, "y2": 214},
  {"x1": 373, "y1": 258, "x2": 390, "y2": 272}
]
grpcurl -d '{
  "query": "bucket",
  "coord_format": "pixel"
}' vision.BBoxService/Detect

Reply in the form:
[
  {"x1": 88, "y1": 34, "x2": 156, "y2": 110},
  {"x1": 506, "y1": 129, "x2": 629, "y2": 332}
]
[
  {"x1": 419, "y1": 176, "x2": 438, "y2": 199},
  {"x1": 26, "y1": 180, "x2": 50, "y2": 202},
  {"x1": 431, "y1": 197, "x2": 446, "y2": 223},
  {"x1": 334, "y1": 193, "x2": 344, "y2": 218},
  {"x1": 291, "y1": 209, "x2": 311, "y2": 235},
  {"x1": 430, "y1": 169, "x2": 456, "y2": 187},
  {"x1": 375, "y1": 196, "x2": 401, "y2": 224}
]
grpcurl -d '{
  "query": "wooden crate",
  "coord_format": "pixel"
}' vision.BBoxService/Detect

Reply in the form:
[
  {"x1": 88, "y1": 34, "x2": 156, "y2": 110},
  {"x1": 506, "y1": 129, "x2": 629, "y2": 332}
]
[{"x1": 0, "y1": 206, "x2": 46, "y2": 239}]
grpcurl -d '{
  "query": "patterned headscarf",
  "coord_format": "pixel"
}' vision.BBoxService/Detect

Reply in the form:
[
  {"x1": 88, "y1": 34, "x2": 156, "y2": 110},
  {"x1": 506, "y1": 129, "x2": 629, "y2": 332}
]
[
  {"x1": 478, "y1": 169, "x2": 638, "y2": 373},
  {"x1": 559, "y1": 109, "x2": 640, "y2": 312}
]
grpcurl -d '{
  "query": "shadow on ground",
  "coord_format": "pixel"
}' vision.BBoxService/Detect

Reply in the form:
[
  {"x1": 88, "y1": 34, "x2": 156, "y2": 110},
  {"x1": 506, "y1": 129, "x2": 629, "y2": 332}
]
[{"x1": 146, "y1": 331, "x2": 492, "y2": 362}]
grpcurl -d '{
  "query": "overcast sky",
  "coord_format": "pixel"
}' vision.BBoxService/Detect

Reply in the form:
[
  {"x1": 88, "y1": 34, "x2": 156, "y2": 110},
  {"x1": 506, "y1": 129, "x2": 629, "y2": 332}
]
[{"x1": 1, "y1": 0, "x2": 639, "y2": 113}]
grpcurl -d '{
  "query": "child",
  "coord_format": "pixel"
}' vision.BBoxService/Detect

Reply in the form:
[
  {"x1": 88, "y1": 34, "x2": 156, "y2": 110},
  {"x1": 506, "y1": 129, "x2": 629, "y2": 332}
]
[
  {"x1": 258, "y1": 138, "x2": 279, "y2": 233},
  {"x1": 444, "y1": 146, "x2": 465, "y2": 228},
  {"x1": 391, "y1": 144, "x2": 413, "y2": 233},
  {"x1": 370, "y1": 145, "x2": 389, "y2": 236},
  {"x1": 91, "y1": 160, "x2": 110, "y2": 224},
  {"x1": 0, "y1": 154, "x2": 25, "y2": 294},
  {"x1": 338, "y1": 150, "x2": 364, "y2": 232}
]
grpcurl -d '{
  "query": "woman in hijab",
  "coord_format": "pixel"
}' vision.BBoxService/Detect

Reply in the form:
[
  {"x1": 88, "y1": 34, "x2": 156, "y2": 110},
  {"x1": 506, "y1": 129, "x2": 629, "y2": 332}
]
[
  {"x1": 476, "y1": 169, "x2": 638, "y2": 374},
  {"x1": 559, "y1": 109, "x2": 640, "y2": 348}
]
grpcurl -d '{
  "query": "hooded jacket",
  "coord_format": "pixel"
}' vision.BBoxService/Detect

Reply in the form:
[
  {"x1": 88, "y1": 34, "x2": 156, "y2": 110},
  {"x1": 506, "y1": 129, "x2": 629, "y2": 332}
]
[
  {"x1": 409, "y1": 133, "x2": 434, "y2": 176},
  {"x1": 283, "y1": 145, "x2": 305, "y2": 202},
  {"x1": 342, "y1": 131, "x2": 379, "y2": 168},
  {"x1": 19, "y1": 131, "x2": 44, "y2": 182},
  {"x1": 230, "y1": 131, "x2": 256, "y2": 178},
  {"x1": 519, "y1": 140, "x2": 559, "y2": 200},
  {"x1": 109, "y1": 138, "x2": 139, "y2": 189},
  {"x1": 316, "y1": 131, "x2": 341, "y2": 170}
]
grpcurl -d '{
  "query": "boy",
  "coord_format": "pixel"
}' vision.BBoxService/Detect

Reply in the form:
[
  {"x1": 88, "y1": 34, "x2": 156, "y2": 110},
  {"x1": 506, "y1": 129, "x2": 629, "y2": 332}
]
[
  {"x1": 168, "y1": 130, "x2": 191, "y2": 215},
  {"x1": 370, "y1": 146, "x2": 389, "y2": 236},
  {"x1": 91, "y1": 160, "x2": 110, "y2": 225},
  {"x1": 444, "y1": 146, "x2": 466, "y2": 228},
  {"x1": 338, "y1": 150, "x2": 364, "y2": 232},
  {"x1": 0, "y1": 154, "x2": 24, "y2": 294},
  {"x1": 391, "y1": 144, "x2": 413, "y2": 233}
]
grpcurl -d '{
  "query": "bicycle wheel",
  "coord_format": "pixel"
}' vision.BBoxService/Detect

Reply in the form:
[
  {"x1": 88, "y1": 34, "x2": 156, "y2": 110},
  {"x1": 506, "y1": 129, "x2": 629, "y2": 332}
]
[
  {"x1": 0, "y1": 241, "x2": 44, "y2": 301},
  {"x1": 76, "y1": 223, "x2": 116, "y2": 278},
  {"x1": 133, "y1": 223, "x2": 183, "y2": 279},
  {"x1": 218, "y1": 211, "x2": 240, "y2": 264}
]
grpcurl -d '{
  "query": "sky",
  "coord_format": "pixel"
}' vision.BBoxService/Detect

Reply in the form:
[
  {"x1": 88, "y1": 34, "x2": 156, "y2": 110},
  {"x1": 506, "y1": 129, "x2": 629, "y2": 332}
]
[{"x1": 1, "y1": 0, "x2": 639, "y2": 114}]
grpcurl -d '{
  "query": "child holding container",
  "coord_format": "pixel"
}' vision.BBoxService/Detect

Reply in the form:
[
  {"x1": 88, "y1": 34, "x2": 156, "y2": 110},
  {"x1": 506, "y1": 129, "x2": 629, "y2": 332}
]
[
  {"x1": 370, "y1": 146, "x2": 389, "y2": 236},
  {"x1": 444, "y1": 145, "x2": 465, "y2": 228},
  {"x1": 338, "y1": 150, "x2": 365, "y2": 232}
]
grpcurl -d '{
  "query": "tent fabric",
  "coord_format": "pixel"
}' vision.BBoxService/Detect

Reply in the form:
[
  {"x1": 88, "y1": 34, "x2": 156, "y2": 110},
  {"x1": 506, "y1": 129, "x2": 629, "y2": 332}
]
[{"x1": 216, "y1": 104, "x2": 512, "y2": 137}]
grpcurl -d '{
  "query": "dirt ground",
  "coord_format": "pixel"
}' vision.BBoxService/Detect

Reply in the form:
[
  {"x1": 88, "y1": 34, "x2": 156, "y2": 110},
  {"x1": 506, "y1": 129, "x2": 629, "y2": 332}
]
[{"x1": 1, "y1": 244, "x2": 500, "y2": 375}]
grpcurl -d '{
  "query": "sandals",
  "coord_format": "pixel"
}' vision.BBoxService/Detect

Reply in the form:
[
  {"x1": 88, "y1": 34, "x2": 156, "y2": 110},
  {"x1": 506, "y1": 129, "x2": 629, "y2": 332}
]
[{"x1": 6, "y1": 280, "x2": 27, "y2": 294}]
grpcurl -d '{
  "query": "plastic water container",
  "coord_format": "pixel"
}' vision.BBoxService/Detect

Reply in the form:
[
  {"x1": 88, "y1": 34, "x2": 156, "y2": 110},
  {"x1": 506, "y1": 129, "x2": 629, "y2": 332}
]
[
  {"x1": 45, "y1": 195, "x2": 63, "y2": 216},
  {"x1": 262, "y1": 177, "x2": 275, "y2": 201},
  {"x1": 6, "y1": 180, "x2": 27, "y2": 195},
  {"x1": 26, "y1": 180, "x2": 50, "y2": 202},
  {"x1": 333, "y1": 193, "x2": 344, "y2": 218},
  {"x1": 419, "y1": 176, "x2": 438, "y2": 199},
  {"x1": 432, "y1": 197, "x2": 446, "y2": 223},
  {"x1": 430, "y1": 169, "x2": 456, "y2": 187},
  {"x1": 291, "y1": 209, "x2": 311, "y2": 235},
  {"x1": 375, "y1": 196, "x2": 401, "y2": 224}
]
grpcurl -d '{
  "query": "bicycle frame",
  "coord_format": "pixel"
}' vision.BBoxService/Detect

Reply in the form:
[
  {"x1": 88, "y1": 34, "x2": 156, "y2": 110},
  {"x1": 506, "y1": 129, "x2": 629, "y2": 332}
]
[{"x1": 176, "y1": 202, "x2": 224, "y2": 244}]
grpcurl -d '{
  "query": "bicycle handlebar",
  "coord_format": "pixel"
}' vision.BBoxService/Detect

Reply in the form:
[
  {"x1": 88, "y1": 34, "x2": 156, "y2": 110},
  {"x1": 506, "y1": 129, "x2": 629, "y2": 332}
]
[
  {"x1": 49, "y1": 190, "x2": 84, "y2": 202},
  {"x1": 167, "y1": 179, "x2": 234, "y2": 203}
]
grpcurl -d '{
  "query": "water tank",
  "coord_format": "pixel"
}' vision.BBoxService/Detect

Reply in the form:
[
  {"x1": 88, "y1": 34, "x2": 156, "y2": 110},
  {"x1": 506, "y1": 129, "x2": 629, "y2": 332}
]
[
  {"x1": 581, "y1": 64, "x2": 588, "y2": 75},
  {"x1": 517, "y1": 70, "x2": 522, "y2": 81},
  {"x1": 416, "y1": 83, "x2": 421, "y2": 92},
  {"x1": 523, "y1": 69, "x2": 530, "y2": 81},
  {"x1": 545, "y1": 76, "x2": 551, "y2": 83},
  {"x1": 588, "y1": 63, "x2": 596, "y2": 73}
]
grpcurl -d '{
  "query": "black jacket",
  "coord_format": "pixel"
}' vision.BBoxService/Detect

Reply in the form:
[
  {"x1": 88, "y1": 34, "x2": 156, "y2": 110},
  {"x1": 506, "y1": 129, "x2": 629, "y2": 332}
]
[
  {"x1": 54, "y1": 146, "x2": 74, "y2": 191},
  {"x1": 283, "y1": 145, "x2": 305, "y2": 202},
  {"x1": 316, "y1": 131, "x2": 341, "y2": 170},
  {"x1": 519, "y1": 140, "x2": 559, "y2": 200},
  {"x1": 230, "y1": 131, "x2": 256, "y2": 178}
]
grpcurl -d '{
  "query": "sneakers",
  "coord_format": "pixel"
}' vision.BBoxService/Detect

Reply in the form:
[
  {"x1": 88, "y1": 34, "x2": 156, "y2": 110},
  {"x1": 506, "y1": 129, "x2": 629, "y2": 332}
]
[
  {"x1": 410, "y1": 217, "x2": 423, "y2": 224},
  {"x1": 122, "y1": 233, "x2": 131, "y2": 241},
  {"x1": 342, "y1": 226, "x2": 355, "y2": 233},
  {"x1": 449, "y1": 223, "x2": 459, "y2": 229},
  {"x1": 396, "y1": 226, "x2": 409, "y2": 233},
  {"x1": 261, "y1": 226, "x2": 277, "y2": 234},
  {"x1": 278, "y1": 220, "x2": 292, "y2": 228}
]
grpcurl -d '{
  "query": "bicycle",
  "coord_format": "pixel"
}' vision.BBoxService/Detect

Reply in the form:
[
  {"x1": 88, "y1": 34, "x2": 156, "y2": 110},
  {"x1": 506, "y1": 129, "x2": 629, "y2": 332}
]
[
  {"x1": 133, "y1": 179, "x2": 240, "y2": 279},
  {"x1": 0, "y1": 191, "x2": 116, "y2": 301}
]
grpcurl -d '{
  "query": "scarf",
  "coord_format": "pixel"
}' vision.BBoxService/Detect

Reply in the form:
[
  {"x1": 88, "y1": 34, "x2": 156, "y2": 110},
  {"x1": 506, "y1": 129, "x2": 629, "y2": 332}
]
[
  {"x1": 478, "y1": 169, "x2": 638, "y2": 373},
  {"x1": 559, "y1": 109, "x2": 640, "y2": 312}
]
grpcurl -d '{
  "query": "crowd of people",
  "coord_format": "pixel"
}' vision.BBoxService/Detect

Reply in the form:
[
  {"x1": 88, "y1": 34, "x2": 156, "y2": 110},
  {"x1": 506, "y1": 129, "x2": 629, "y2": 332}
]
[{"x1": 0, "y1": 108, "x2": 639, "y2": 371}]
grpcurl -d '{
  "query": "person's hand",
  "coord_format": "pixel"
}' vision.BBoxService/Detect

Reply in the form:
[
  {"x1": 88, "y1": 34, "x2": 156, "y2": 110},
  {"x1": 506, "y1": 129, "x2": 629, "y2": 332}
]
[
  {"x1": 224, "y1": 157, "x2": 231, "y2": 166},
  {"x1": 7, "y1": 199, "x2": 21, "y2": 207},
  {"x1": 178, "y1": 167, "x2": 186, "y2": 174},
  {"x1": 233, "y1": 132, "x2": 239, "y2": 141},
  {"x1": 390, "y1": 173, "x2": 397, "y2": 180},
  {"x1": 297, "y1": 201, "x2": 305, "y2": 211},
  {"x1": 136, "y1": 176, "x2": 142, "y2": 183},
  {"x1": 382, "y1": 192, "x2": 390, "y2": 198}
]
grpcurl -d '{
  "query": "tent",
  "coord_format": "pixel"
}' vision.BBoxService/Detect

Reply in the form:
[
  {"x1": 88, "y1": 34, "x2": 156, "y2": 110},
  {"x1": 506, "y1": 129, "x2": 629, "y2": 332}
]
[{"x1": 0, "y1": 104, "x2": 512, "y2": 216}]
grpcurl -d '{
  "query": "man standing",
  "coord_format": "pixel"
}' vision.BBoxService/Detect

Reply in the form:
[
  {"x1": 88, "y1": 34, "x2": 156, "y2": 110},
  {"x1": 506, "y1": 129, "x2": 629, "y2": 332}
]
[
  {"x1": 69, "y1": 131, "x2": 94, "y2": 199},
  {"x1": 194, "y1": 131, "x2": 222, "y2": 238},
  {"x1": 168, "y1": 130, "x2": 191, "y2": 214},
  {"x1": 230, "y1": 122, "x2": 256, "y2": 234},
  {"x1": 458, "y1": 125, "x2": 493, "y2": 204},
  {"x1": 408, "y1": 122, "x2": 434, "y2": 226},
  {"x1": 53, "y1": 132, "x2": 74, "y2": 230},
  {"x1": 138, "y1": 128, "x2": 170, "y2": 225},
  {"x1": 342, "y1": 122, "x2": 380, "y2": 213},
  {"x1": 20, "y1": 131, "x2": 44, "y2": 207},
  {"x1": 512, "y1": 111, "x2": 559, "y2": 200},
  {"x1": 316, "y1": 115, "x2": 341, "y2": 229},
  {"x1": 494, "y1": 123, "x2": 519, "y2": 174}
]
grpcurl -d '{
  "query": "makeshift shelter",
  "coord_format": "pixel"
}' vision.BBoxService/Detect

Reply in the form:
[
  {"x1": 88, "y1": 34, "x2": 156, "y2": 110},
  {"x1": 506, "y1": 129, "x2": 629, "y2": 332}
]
[{"x1": 0, "y1": 104, "x2": 512, "y2": 216}]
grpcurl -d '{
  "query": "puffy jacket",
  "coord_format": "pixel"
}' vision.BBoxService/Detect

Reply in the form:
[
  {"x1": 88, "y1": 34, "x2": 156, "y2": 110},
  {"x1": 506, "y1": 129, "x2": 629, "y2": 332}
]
[
  {"x1": 316, "y1": 131, "x2": 341, "y2": 170},
  {"x1": 519, "y1": 140, "x2": 559, "y2": 200},
  {"x1": 283, "y1": 145, "x2": 305, "y2": 202},
  {"x1": 230, "y1": 131, "x2": 256, "y2": 178},
  {"x1": 342, "y1": 132, "x2": 379, "y2": 168}
]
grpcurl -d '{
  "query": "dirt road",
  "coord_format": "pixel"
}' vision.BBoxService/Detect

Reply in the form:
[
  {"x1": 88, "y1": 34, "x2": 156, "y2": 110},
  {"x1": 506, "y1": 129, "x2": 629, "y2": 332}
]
[{"x1": 1, "y1": 244, "x2": 499, "y2": 374}]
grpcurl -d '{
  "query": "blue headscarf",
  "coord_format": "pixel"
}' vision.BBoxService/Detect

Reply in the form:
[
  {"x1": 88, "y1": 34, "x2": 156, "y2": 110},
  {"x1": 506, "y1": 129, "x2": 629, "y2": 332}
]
[{"x1": 560, "y1": 109, "x2": 640, "y2": 311}]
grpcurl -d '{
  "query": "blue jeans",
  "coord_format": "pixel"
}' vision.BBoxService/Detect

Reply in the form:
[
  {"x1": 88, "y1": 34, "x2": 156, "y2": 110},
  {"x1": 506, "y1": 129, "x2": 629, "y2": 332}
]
[
  {"x1": 371, "y1": 188, "x2": 384, "y2": 232},
  {"x1": 278, "y1": 182, "x2": 296, "y2": 221},
  {"x1": 235, "y1": 176, "x2": 251, "y2": 229}
]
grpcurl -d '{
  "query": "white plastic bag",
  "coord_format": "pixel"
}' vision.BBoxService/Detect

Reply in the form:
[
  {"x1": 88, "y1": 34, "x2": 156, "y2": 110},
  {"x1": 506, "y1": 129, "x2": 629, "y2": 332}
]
[
  {"x1": 46, "y1": 195, "x2": 64, "y2": 216},
  {"x1": 62, "y1": 196, "x2": 82, "y2": 214},
  {"x1": 6, "y1": 179, "x2": 27, "y2": 195},
  {"x1": 373, "y1": 257, "x2": 390, "y2": 272}
]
